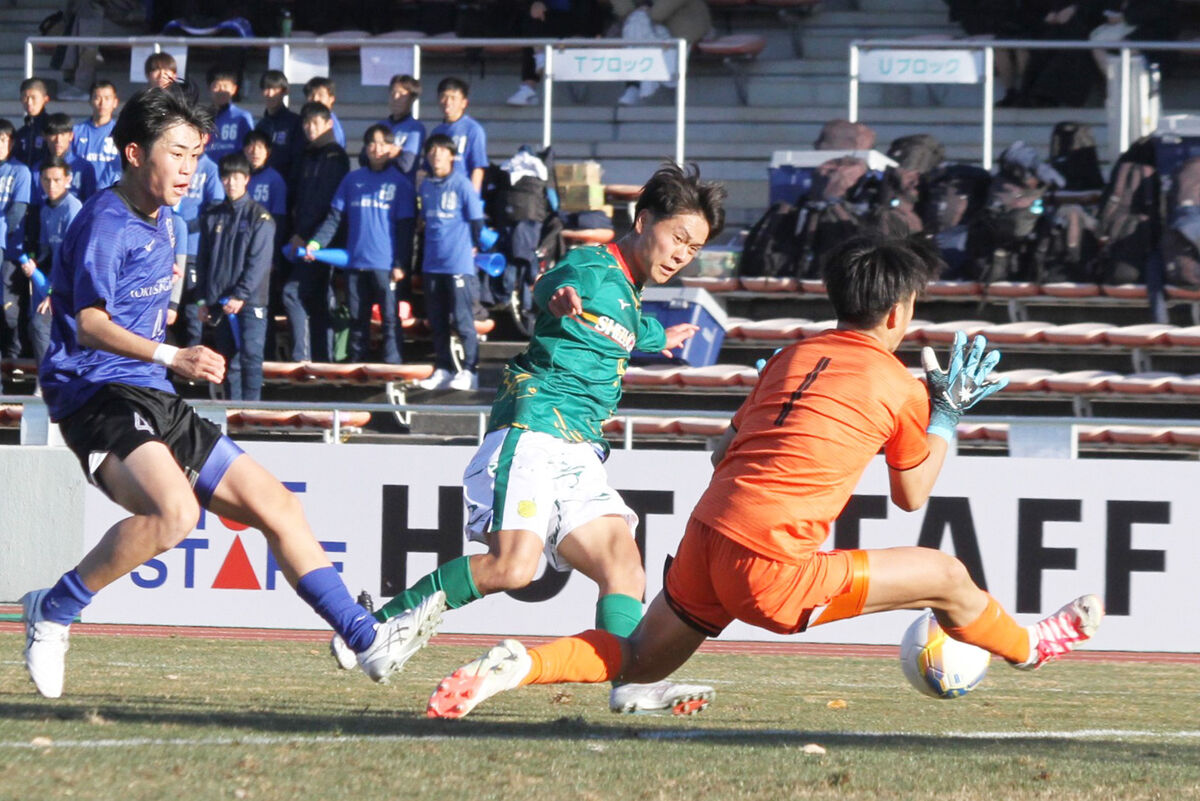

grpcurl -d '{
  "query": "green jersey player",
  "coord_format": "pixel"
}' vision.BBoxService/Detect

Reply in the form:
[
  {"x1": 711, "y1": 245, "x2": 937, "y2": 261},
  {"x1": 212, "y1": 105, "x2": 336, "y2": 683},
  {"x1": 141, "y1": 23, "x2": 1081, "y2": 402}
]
[{"x1": 333, "y1": 164, "x2": 727, "y2": 715}]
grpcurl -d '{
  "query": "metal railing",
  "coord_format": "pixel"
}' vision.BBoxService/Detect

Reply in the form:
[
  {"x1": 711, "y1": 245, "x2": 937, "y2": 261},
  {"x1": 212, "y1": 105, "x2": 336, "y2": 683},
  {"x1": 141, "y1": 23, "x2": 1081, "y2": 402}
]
[
  {"x1": 848, "y1": 38, "x2": 1200, "y2": 168},
  {"x1": 24, "y1": 35, "x2": 689, "y2": 164}
]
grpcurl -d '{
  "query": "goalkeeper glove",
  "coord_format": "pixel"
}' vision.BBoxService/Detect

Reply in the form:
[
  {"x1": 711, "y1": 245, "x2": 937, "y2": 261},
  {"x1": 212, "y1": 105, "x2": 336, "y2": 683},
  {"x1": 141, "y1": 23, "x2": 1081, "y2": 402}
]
[{"x1": 922, "y1": 330, "x2": 1008, "y2": 443}]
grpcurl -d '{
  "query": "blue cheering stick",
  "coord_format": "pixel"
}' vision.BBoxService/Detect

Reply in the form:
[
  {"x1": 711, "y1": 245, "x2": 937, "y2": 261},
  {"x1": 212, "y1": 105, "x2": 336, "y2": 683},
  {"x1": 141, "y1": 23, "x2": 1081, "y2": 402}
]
[{"x1": 283, "y1": 245, "x2": 351, "y2": 267}]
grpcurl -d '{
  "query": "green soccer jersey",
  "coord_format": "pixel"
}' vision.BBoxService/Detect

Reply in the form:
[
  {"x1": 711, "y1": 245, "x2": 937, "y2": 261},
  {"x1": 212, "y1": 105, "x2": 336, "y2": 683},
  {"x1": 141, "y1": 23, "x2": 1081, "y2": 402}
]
[{"x1": 489, "y1": 243, "x2": 668, "y2": 448}]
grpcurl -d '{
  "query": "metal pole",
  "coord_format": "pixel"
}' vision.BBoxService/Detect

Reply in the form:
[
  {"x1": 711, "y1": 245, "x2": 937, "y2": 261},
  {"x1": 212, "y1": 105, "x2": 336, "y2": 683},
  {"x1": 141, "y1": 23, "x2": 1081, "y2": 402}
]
[
  {"x1": 848, "y1": 44, "x2": 859, "y2": 122},
  {"x1": 412, "y1": 44, "x2": 422, "y2": 120},
  {"x1": 332, "y1": 409, "x2": 341, "y2": 443},
  {"x1": 675, "y1": 38, "x2": 687, "y2": 164},
  {"x1": 543, "y1": 44, "x2": 553, "y2": 149},
  {"x1": 624, "y1": 417, "x2": 633, "y2": 450},
  {"x1": 477, "y1": 412, "x2": 487, "y2": 444},
  {"x1": 24, "y1": 40, "x2": 33, "y2": 79},
  {"x1": 1119, "y1": 46, "x2": 1132, "y2": 155},
  {"x1": 281, "y1": 42, "x2": 290, "y2": 84},
  {"x1": 983, "y1": 46, "x2": 994, "y2": 170}
]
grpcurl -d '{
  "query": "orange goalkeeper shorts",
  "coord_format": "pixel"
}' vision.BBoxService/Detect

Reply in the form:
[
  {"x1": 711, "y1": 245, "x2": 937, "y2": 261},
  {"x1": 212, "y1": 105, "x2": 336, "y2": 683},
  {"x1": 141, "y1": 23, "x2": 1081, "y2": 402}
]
[{"x1": 662, "y1": 516, "x2": 870, "y2": 636}]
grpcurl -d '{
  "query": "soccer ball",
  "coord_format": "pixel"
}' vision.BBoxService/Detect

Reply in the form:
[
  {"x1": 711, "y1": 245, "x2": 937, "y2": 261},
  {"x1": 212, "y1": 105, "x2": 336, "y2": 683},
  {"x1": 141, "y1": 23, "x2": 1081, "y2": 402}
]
[{"x1": 899, "y1": 610, "x2": 991, "y2": 699}]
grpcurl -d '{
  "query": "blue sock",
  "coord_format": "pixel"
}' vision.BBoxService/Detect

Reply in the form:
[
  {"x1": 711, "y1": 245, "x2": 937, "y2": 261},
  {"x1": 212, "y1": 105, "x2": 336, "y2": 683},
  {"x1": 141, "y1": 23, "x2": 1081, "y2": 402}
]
[
  {"x1": 41, "y1": 569, "x2": 95, "y2": 625},
  {"x1": 295, "y1": 566, "x2": 376, "y2": 652}
]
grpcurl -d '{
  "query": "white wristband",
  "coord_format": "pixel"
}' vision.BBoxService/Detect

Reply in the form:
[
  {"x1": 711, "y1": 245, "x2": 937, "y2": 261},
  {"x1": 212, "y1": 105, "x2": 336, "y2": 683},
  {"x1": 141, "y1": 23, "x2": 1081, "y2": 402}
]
[{"x1": 152, "y1": 343, "x2": 179, "y2": 367}]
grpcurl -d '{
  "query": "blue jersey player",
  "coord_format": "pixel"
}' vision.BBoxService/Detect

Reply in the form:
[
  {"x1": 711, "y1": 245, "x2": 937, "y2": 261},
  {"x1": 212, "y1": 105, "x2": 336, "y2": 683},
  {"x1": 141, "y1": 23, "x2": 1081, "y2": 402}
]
[
  {"x1": 71, "y1": 81, "x2": 121, "y2": 190},
  {"x1": 428, "y1": 77, "x2": 488, "y2": 194},
  {"x1": 206, "y1": 68, "x2": 255, "y2": 163},
  {"x1": 21, "y1": 85, "x2": 444, "y2": 700}
]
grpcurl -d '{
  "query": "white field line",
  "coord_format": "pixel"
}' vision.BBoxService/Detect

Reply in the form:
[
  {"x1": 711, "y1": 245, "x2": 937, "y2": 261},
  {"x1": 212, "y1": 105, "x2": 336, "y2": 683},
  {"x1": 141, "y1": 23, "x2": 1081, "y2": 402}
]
[{"x1": 3, "y1": 728, "x2": 1200, "y2": 750}]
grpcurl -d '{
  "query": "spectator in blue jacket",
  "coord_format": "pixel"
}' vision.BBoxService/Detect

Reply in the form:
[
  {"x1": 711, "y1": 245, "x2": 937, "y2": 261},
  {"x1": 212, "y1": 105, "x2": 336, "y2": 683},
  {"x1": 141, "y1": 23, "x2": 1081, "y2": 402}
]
[
  {"x1": 244, "y1": 129, "x2": 289, "y2": 360},
  {"x1": 304, "y1": 77, "x2": 346, "y2": 149},
  {"x1": 71, "y1": 81, "x2": 121, "y2": 190},
  {"x1": 0, "y1": 119, "x2": 32, "y2": 360},
  {"x1": 417, "y1": 134, "x2": 486, "y2": 391},
  {"x1": 206, "y1": 68, "x2": 255, "y2": 163},
  {"x1": 21, "y1": 156, "x2": 82, "y2": 366},
  {"x1": 429, "y1": 77, "x2": 488, "y2": 194},
  {"x1": 15, "y1": 79, "x2": 50, "y2": 168},
  {"x1": 309, "y1": 124, "x2": 416, "y2": 364},
  {"x1": 282, "y1": 102, "x2": 350, "y2": 362},
  {"x1": 255, "y1": 70, "x2": 304, "y2": 181},
  {"x1": 196, "y1": 153, "x2": 275, "y2": 401}
]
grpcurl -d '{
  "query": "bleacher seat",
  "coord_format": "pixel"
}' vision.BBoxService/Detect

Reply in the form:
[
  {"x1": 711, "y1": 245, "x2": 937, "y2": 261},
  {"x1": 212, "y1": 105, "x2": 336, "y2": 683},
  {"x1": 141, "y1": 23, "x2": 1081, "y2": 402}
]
[
  {"x1": 1103, "y1": 323, "x2": 1176, "y2": 347},
  {"x1": 1041, "y1": 322, "x2": 1115, "y2": 345},
  {"x1": 261, "y1": 362, "x2": 434, "y2": 385},
  {"x1": 740, "y1": 276, "x2": 798, "y2": 292},
  {"x1": 622, "y1": 365, "x2": 685, "y2": 386},
  {"x1": 1043, "y1": 370, "x2": 1120, "y2": 393},
  {"x1": 695, "y1": 35, "x2": 768, "y2": 105}
]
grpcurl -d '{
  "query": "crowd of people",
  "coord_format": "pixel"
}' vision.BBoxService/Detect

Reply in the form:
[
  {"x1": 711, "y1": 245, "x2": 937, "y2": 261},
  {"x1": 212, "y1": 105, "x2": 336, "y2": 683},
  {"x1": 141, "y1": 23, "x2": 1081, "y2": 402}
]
[{"x1": 2, "y1": 52, "x2": 504, "y2": 401}]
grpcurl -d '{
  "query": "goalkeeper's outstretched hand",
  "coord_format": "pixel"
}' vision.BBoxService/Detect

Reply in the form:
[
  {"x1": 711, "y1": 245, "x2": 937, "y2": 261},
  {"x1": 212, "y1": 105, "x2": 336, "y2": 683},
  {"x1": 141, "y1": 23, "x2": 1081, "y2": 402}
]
[{"x1": 922, "y1": 331, "x2": 1008, "y2": 442}]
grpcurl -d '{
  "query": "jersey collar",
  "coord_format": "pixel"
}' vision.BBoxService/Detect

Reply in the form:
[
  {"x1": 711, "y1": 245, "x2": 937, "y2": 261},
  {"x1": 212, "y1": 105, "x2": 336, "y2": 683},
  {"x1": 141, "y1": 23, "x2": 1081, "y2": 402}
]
[{"x1": 606, "y1": 243, "x2": 637, "y2": 285}]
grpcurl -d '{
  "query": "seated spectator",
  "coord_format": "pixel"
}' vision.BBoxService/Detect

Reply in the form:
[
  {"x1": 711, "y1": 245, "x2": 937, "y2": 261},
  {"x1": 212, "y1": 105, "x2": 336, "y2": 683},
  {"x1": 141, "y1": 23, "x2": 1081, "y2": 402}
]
[
  {"x1": 144, "y1": 52, "x2": 178, "y2": 90},
  {"x1": 196, "y1": 153, "x2": 274, "y2": 401},
  {"x1": 429, "y1": 77, "x2": 488, "y2": 194},
  {"x1": 506, "y1": 0, "x2": 609, "y2": 106},
  {"x1": 35, "y1": 113, "x2": 98, "y2": 204},
  {"x1": 58, "y1": 0, "x2": 148, "y2": 99},
  {"x1": 946, "y1": 0, "x2": 1037, "y2": 107},
  {"x1": 206, "y1": 67, "x2": 255, "y2": 163},
  {"x1": 417, "y1": 134, "x2": 486, "y2": 391},
  {"x1": 21, "y1": 156, "x2": 82, "y2": 367},
  {"x1": 611, "y1": 0, "x2": 711, "y2": 106},
  {"x1": 304, "y1": 77, "x2": 346, "y2": 149},
  {"x1": 255, "y1": 70, "x2": 304, "y2": 181},
  {"x1": 308, "y1": 125, "x2": 417, "y2": 365},
  {"x1": 1090, "y1": 0, "x2": 1176, "y2": 77},
  {"x1": 71, "y1": 80, "x2": 121, "y2": 190},
  {"x1": 15, "y1": 79, "x2": 50, "y2": 167}
]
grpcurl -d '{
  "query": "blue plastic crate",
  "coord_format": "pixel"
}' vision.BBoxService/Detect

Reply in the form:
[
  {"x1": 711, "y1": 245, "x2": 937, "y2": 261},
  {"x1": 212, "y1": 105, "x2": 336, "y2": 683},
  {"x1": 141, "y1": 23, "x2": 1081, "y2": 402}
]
[{"x1": 634, "y1": 287, "x2": 728, "y2": 367}]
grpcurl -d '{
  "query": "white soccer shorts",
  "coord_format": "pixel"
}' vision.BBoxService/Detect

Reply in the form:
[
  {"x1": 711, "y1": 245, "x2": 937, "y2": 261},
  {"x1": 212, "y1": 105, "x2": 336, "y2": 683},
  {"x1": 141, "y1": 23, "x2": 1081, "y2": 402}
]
[{"x1": 463, "y1": 427, "x2": 638, "y2": 571}]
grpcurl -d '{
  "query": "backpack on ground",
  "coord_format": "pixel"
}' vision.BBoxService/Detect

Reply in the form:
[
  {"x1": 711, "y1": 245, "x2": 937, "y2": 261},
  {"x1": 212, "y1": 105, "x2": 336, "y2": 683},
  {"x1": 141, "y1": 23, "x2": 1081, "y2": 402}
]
[
  {"x1": 919, "y1": 164, "x2": 993, "y2": 276},
  {"x1": 870, "y1": 135, "x2": 947, "y2": 236}
]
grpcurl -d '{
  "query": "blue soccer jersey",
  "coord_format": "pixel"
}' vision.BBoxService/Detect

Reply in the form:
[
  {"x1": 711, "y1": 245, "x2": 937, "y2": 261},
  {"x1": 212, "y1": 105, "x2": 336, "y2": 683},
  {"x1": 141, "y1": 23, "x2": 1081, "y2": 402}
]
[
  {"x1": 248, "y1": 166, "x2": 287, "y2": 216},
  {"x1": 40, "y1": 190, "x2": 179, "y2": 419},
  {"x1": 385, "y1": 115, "x2": 425, "y2": 176},
  {"x1": 208, "y1": 103, "x2": 255, "y2": 163},
  {"x1": 330, "y1": 111, "x2": 346, "y2": 149},
  {"x1": 177, "y1": 155, "x2": 225, "y2": 255},
  {"x1": 32, "y1": 153, "x2": 97, "y2": 206},
  {"x1": 330, "y1": 165, "x2": 416, "y2": 270},
  {"x1": 419, "y1": 171, "x2": 483, "y2": 275},
  {"x1": 430, "y1": 114, "x2": 488, "y2": 179},
  {"x1": 39, "y1": 193, "x2": 82, "y2": 270},
  {"x1": 71, "y1": 118, "x2": 121, "y2": 189},
  {"x1": 0, "y1": 157, "x2": 32, "y2": 256}
]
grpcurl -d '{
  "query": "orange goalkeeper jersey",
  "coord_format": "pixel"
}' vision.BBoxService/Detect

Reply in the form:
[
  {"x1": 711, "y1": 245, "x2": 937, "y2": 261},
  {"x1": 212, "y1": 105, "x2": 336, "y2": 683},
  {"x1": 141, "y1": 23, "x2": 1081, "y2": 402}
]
[{"x1": 691, "y1": 329, "x2": 931, "y2": 564}]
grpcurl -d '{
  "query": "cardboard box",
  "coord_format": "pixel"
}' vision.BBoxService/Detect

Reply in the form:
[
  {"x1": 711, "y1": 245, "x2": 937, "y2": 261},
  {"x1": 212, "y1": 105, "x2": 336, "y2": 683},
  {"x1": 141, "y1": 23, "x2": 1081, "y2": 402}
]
[
  {"x1": 634, "y1": 287, "x2": 728, "y2": 367},
  {"x1": 558, "y1": 182, "x2": 606, "y2": 211},
  {"x1": 555, "y1": 161, "x2": 603, "y2": 185}
]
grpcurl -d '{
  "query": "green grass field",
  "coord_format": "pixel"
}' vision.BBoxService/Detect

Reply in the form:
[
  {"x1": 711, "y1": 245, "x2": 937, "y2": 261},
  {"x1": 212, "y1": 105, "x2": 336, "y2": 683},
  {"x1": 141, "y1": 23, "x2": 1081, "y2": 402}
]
[{"x1": 1, "y1": 632, "x2": 1197, "y2": 801}]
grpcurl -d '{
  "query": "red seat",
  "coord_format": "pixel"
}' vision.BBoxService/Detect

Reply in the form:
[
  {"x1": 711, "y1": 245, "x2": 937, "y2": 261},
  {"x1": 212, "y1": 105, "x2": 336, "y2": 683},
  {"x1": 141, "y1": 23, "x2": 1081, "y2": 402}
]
[
  {"x1": 297, "y1": 411, "x2": 372, "y2": 430},
  {"x1": 359, "y1": 363, "x2": 436, "y2": 382},
  {"x1": 920, "y1": 320, "x2": 991, "y2": 344},
  {"x1": 1040, "y1": 282, "x2": 1100, "y2": 298},
  {"x1": 0, "y1": 404, "x2": 22, "y2": 427},
  {"x1": 1165, "y1": 374, "x2": 1200, "y2": 395},
  {"x1": 979, "y1": 321, "x2": 1053, "y2": 344},
  {"x1": 1164, "y1": 325, "x2": 1200, "y2": 347},
  {"x1": 677, "y1": 417, "x2": 731, "y2": 436},
  {"x1": 622, "y1": 366, "x2": 684, "y2": 386},
  {"x1": 302, "y1": 363, "x2": 368, "y2": 383},
  {"x1": 678, "y1": 365, "x2": 755, "y2": 387},
  {"x1": 925, "y1": 280, "x2": 982, "y2": 297},
  {"x1": 695, "y1": 34, "x2": 767, "y2": 59},
  {"x1": 1168, "y1": 426, "x2": 1200, "y2": 446},
  {"x1": 1102, "y1": 323, "x2": 1176, "y2": 347},
  {"x1": 1041, "y1": 322, "x2": 1115, "y2": 345},
  {"x1": 1165, "y1": 285, "x2": 1200, "y2": 301},
  {"x1": 732, "y1": 318, "x2": 811, "y2": 341},
  {"x1": 603, "y1": 184, "x2": 642, "y2": 203},
  {"x1": 799, "y1": 279, "x2": 826, "y2": 295},
  {"x1": 795, "y1": 319, "x2": 837, "y2": 339},
  {"x1": 1106, "y1": 371, "x2": 1179, "y2": 394},
  {"x1": 1043, "y1": 370, "x2": 1119, "y2": 393},
  {"x1": 261, "y1": 361, "x2": 313, "y2": 382},
  {"x1": 996, "y1": 368, "x2": 1056, "y2": 392},
  {"x1": 1099, "y1": 283, "x2": 1148, "y2": 299},
  {"x1": 723, "y1": 316, "x2": 753, "y2": 339},
  {"x1": 562, "y1": 229, "x2": 615, "y2": 246},
  {"x1": 986, "y1": 281, "x2": 1040, "y2": 298},
  {"x1": 1104, "y1": 425, "x2": 1173, "y2": 445},
  {"x1": 901, "y1": 319, "x2": 933, "y2": 344},
  {"x1": 681, "y1": 275, "x2": 739, "y2": 292},
  {"x1": 603, "y1": 417, "x2": 681, "y2": 435},
  {"x1": 740, "y1": 276, "x2": 798, "y2": 293},
  {"x1": 1076, "y1": 425, "x2": 1111, "y2": 444}
]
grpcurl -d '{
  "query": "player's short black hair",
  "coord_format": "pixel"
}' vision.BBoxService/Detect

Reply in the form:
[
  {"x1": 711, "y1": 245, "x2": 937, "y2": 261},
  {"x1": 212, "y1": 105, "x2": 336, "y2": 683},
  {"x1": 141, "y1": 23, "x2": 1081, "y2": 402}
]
[
  {"x1": 304, "y1": 76, "x2": 336, "y2": 97},
  {"x1": 424, "y1": 132, "x2": 456, "y2": 156},
  {"x1": 143, "y1": 51, "x2": 178, "y2": 76},
  {"x1": 363, "y1": 123, "x2": 394, "y2": 146},
  {"x1": 389, "y1": 74, "x2": 420, "y2": 97},
  {"x1": 822, "y1": 232, "x2": 941, "y2": 328},
  {"x1": 260, "y1": 69, "x2": 289, "y2": 92},
  {"x1": 437, "y1": 77, "x2": 469, "y2": 97},
  {"x1": 218, "y1": 151, "x2": 251, "y2": 178},
  {"x1": 206, "y1": 67, "x2": 239, "y2": 88},
  {"x1": 44, "y1": 113, "x2": 74, "y2": 137},
  {"x1": 89, "y1": 80, "x2": 118, "y2": 97},
  {"x1": 0, "y1": 119, "x2": 15, "y2": 140},
  {"x1": 299, "y1": 101, "x2": 331, "y2": 123},
  {"x1": 113, "y1": 84, "x2": 214, "y2": 170},
  {"x1": 635, "y1": 163, "x2": 726, "y2": 243},
  {"x1": 40, "y1": 154, "x2": 72, "y2": 175},
  {"x1": 242, "y1": 129, "x2": 271, "y2": 150},
  {"x1": 20, "y1": 77, "x2": 48, "y2": 96}
]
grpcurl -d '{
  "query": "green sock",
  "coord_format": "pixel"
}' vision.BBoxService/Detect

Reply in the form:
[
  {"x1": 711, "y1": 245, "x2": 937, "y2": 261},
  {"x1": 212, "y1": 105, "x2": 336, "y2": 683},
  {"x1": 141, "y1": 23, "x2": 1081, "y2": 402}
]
[
  {"x1": 595, "y1": 593, "x2": 643, "y2": 638},
  {"x1": 375, "y1": 556, "x2": 483, "y2": 621}
]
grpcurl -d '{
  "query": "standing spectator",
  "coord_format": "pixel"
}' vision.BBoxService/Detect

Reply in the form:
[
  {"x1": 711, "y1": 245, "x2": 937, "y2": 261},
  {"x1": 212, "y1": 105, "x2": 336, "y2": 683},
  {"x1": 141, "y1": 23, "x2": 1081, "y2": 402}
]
[
  {"x1": 15, "y1": 79, "x2": 51, "y2": 168},
  {"x1": 507, "y1": 0, "x2": 608, "y2": 106},
  {"x1": 283, "y1": 102, "x2": 350, "y2": 363},
  {"x1": 0, "y1": 120, "x2": 32, "y2": 360},
  {"x1": 167, "y1": 204, "x2": 188, "y2": 328},
  {"x1": 196, "y1": 153, "x2": 274, "y2": 401},
  {"x1": 34, "y1": 114, "x2": 98, "y2": 204},
  {"x1": 244, "y1": 130, "x2": 289, "y2": 360},
  {"x1": 206, "y1": 68, "x2": 255, "y2": 163},
  {"x1": 71, "y1": 81, "x2": 121, "y2": 190},
  {"x1": 20, "y1": 156, "x2": 82, "y2": 367},
  {"x1": 144, "y1": 52, "x2": 178, "y2": 90},
  {"x1": 612, "y1": 0, "x2": 711, "y2": 105},
  {"x1": 304, "y1": 77, "x2": 346, "y2": 149},
  {"x1": 308, "y1": 124, "x2": 416, "y2": 364},
  {"x1": 429, "y1": 77, "x2": 488, "y2": 194},
  {"x1": 177, "y1": 147, "x2": 226, "y2": 346},
  {"x1": 255, "y1": 70, "x2": 304, "y2": 181},
  {"x1": 417, "y1": 134, "x2": 486, "y2": 391},
  {"x1": 374, "y1": 75, "x2": 425, "y2": 178}
]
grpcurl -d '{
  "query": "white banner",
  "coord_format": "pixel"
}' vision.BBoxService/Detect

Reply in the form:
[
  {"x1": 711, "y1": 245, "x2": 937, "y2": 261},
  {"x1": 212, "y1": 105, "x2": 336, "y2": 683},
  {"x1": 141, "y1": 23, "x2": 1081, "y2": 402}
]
[
  {"x1": 268, "y1": 45, "x2": 330, "y2": 88},
  {"x1": 81, "y1": 444, "x2": 1200, "y2": 652},
  {"x1": 553, "y1": 48, "x2": 674, "y2": 82},
  {"x1": 129, "y1": 46, "x2": 188, "y2": 83},
  {"x1": 360, "y1": 46, "x2": 414, "y2": 87},
  {"x1": 859, "y1": 48, "x2": 983, "y2": 84}
]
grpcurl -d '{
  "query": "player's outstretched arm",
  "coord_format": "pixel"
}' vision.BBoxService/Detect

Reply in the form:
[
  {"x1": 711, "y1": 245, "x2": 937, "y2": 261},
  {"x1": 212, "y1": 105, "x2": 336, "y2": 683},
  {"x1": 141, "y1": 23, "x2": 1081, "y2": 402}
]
[
  {"x1": 77, "y1": 307, "x2": 225, "y2": 383},
  {"x1": 546, "y1": 285, "x2": 583, "y2": 317}
]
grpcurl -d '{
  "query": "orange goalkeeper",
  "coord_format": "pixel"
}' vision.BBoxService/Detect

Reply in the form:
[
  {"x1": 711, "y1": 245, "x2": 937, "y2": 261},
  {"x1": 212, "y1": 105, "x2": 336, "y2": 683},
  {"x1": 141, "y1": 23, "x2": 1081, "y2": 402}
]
[{"x1": 427, "y1": 232, "x2": 1104, "y2": 719}]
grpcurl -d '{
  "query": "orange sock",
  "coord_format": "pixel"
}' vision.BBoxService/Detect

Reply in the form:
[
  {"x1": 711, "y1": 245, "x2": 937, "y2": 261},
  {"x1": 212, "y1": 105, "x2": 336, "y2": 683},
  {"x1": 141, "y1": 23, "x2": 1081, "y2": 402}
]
[
  {"x1": 521, "y1": 629, "x2": 624, "y2": 686},
  {"x1": 944, "y1": 595, "x2": 1031, "y2": 664}
]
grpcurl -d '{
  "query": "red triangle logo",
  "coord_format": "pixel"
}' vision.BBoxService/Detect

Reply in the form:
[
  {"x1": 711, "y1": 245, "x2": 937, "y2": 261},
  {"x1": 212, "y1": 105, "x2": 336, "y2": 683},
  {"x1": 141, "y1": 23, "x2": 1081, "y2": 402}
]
[{"x1": 211, "y1": 536, "x2": 261, "y2": 590}]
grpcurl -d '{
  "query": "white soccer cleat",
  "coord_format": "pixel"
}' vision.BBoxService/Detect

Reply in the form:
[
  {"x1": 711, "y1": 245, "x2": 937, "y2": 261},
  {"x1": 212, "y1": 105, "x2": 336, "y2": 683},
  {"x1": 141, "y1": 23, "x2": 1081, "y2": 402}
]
[
  {"x1": 609, "y1": 680, "x2": 714, "y2": 716},
  {"x1": 418, "y1": 368, "x2": 454, "y2": 390},
  {"x1": 357, "y1": 591, "x2": 445, "y2": 683},
  {"x1": 21, "y1": 588, "x2": 71, "y2": 699},
  {"x1": 330, "y1": 632, "x2": 357, "y2": 671},
  {"x1": 427, "y1": 638, "x2": 532, "y2": 719},
  {"x1": 1014, "y1": 594, "x2": 1105, "y2": 671}
]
